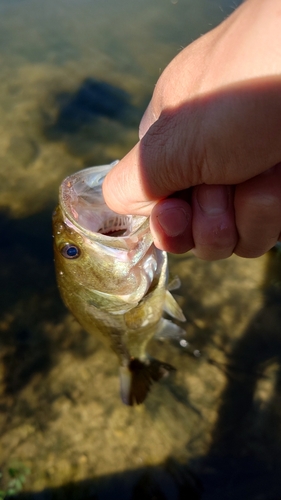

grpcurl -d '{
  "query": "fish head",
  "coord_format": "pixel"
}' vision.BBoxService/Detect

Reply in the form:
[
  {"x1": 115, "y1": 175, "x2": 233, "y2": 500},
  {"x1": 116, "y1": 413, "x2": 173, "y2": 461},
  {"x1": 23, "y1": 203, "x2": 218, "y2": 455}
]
[{"x1": 52, "y1": 162, "x2": 164, "y2": 307}]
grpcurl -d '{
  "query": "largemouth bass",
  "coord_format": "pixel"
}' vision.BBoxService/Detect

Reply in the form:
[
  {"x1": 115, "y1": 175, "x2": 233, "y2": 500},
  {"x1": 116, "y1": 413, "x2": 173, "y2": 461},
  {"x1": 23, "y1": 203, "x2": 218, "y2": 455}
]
[{"x1": 52, "y1": 161, "x2": 186, "y2": 405}]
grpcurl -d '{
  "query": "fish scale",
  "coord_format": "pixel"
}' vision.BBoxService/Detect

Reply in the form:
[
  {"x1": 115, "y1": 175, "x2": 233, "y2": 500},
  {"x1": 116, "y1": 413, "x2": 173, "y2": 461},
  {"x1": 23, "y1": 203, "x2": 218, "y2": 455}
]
[{"x1": 53, "y1": 161, "x2": 186, "y2": 405}]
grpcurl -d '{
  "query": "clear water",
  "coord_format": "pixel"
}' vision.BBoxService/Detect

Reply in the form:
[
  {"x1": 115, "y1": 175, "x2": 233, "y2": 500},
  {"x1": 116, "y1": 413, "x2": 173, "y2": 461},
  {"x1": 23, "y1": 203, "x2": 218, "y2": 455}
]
[{"x1": 1, "y1": 1, "x2": 281, "y2": 499}]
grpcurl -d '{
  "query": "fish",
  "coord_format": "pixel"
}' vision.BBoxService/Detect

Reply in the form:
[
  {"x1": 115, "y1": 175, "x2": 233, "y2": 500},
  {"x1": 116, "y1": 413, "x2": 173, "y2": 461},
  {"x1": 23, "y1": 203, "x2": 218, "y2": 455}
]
[{"x1": 52, "y1": 161, "x2": 186, "y2": 405}]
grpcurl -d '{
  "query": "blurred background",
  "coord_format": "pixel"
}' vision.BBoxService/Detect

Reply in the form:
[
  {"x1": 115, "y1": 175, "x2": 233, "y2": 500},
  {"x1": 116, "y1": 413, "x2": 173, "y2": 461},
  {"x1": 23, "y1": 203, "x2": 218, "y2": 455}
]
[{"x1": 1, "y1": 0, "x2": 281, "y2": 498}]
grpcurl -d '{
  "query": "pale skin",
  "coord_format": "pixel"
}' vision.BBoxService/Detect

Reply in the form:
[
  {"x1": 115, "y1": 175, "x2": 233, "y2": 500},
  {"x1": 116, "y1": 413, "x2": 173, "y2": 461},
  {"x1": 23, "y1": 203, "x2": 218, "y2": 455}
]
[{"x1": 103, "y1": 0, "x2": 281, "y2": 260}]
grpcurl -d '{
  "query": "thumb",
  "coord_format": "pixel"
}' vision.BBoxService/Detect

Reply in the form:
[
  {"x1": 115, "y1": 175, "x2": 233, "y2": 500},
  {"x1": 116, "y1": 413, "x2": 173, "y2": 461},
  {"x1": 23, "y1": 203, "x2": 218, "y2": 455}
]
[{"x1": 103, "y1": 77, "x2": 281, "y2": 216}]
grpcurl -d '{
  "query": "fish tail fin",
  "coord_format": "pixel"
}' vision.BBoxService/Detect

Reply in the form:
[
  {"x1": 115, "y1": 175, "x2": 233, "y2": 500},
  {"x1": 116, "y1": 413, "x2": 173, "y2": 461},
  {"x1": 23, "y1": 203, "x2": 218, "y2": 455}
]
[{"x1": 119, "y1": 358, "x2": 175, "y2": 406}]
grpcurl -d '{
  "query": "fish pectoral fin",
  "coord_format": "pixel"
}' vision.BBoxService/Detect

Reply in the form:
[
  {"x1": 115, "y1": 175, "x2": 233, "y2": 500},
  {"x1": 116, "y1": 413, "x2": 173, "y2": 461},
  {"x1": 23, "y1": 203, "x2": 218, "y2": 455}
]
[
  {"x1": 167, "y1": 274, "x2": 181, "y2": 291},
  {"x1": 164, "y1": 291, "x2": 186, "y2": 322},
  {"x1": 119, "y1": 358, "x2": 175, "y2": 406}
]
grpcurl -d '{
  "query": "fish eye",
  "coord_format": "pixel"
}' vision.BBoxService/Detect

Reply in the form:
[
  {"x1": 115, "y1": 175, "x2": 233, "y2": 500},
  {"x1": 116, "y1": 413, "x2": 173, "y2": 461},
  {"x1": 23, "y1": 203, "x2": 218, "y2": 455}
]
[{"x1": 61, "y1": 243, "x2": 80, "y2": 259}]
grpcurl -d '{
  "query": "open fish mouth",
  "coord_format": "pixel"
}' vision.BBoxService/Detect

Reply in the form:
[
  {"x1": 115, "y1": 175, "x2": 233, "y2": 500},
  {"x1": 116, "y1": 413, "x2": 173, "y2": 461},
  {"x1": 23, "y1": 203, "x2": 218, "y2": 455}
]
[
  {"x1": 97, "y1": 214, "x2": 133, "y2": 237},
  {"x1": 59, "y1": 160, "x2": 149, "y2": 247}
]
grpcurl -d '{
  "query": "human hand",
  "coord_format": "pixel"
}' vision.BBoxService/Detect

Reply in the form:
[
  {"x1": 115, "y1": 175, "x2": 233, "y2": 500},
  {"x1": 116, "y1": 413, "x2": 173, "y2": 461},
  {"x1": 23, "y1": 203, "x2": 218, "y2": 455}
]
[{"x1": 103, "y1": 0, "x2": 281, "y2": 259}]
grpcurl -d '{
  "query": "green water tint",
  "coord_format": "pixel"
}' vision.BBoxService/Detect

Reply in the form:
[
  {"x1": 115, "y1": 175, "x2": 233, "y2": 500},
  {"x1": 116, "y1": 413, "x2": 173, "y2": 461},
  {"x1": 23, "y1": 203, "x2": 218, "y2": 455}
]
[
  {"x1": 2, "y1": 0, "x2": 280, "y2": 498},
  {"x1": 0, "y1": 0, "x2": 240, "y2": 218}
]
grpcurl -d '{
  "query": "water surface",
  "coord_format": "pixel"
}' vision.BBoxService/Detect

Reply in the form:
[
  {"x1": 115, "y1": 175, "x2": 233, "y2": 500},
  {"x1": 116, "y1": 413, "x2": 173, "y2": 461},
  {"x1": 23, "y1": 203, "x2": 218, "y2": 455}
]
[{"x1": 1, "y1": 1, "x2": 281, "y2": 499}]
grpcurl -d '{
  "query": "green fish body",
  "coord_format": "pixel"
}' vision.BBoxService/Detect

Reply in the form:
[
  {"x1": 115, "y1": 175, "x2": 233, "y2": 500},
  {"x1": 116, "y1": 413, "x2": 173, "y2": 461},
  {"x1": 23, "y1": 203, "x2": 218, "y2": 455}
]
[{"x1": 53, "y1": 162, "x2": 186, "y2": 405}]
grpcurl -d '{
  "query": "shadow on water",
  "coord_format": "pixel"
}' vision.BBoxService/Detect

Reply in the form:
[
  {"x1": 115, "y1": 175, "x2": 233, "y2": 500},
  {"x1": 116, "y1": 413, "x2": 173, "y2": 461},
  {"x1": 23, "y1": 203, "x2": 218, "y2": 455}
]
[
  {"x1": 197, "y1": 248, "x2": 281, "y2": 499},
  {"x1": 0, "y1": 208, "x2": 58, "y2": 390},
  {"x1": 51, "y1": 79, "x2": 140, "y2": 134},
  {"x1": 44, "y1": 78, "x2": 145, "y2": 163},
  {"x1": 13, "y1": 457, "x2": 203, "y2": 500},
  {"x1": 0, "y1": 208, "x2": 56, "y2": 309},
  {"x1": 0, "y1": 208, "x2": 97, "y2": 399}
]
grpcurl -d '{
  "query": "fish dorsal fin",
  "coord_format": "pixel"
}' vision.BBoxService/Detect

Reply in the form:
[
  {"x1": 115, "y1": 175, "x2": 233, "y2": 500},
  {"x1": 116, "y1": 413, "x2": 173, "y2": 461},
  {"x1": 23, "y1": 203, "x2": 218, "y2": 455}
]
[{"x1": 164, "y1": 291, "x2": 186, "y2": 322}]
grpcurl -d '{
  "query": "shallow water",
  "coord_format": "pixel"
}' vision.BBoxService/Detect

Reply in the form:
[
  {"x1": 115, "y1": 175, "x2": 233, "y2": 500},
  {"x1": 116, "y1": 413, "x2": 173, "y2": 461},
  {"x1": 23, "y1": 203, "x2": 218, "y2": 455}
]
[{"x1": 1, "y1": 1, "x2": 281, "y2": 499}]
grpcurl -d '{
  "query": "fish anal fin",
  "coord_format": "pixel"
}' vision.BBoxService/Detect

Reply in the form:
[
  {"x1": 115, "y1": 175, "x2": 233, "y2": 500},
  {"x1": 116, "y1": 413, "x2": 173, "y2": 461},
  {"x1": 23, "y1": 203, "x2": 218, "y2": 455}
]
[{"x1": 119, "y1": 358, "x2": 175, "y2": 406}]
